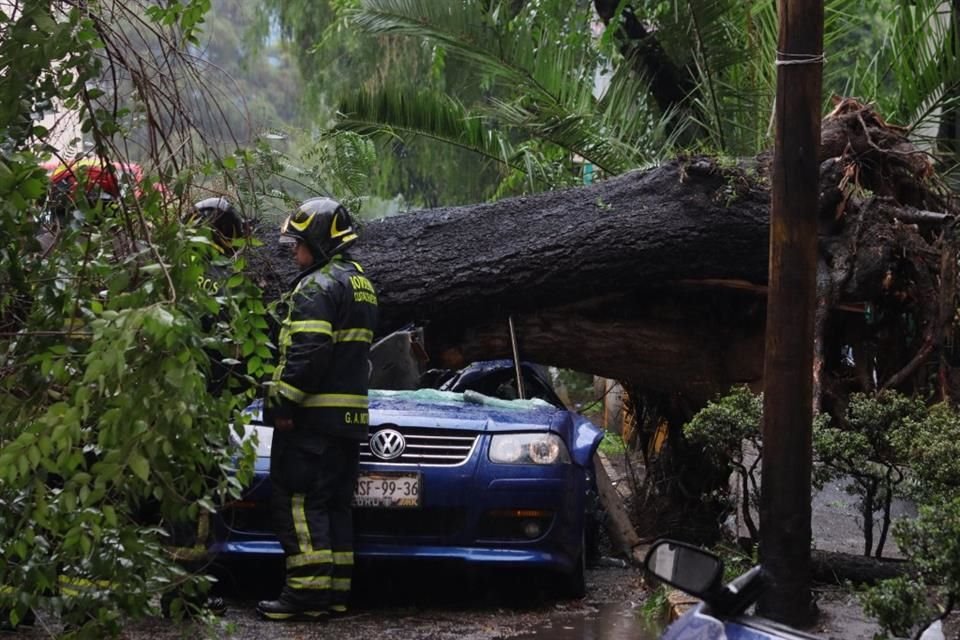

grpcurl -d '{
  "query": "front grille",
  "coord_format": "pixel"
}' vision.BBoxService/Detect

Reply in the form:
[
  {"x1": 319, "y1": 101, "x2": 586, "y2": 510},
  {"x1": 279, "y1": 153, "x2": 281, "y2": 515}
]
[
  {"x1": 362, "y1": 426, "x2": 478, "y2": 466},
  {"x1": 355, "y1": 507, "x2": 465, "y2": 539}
]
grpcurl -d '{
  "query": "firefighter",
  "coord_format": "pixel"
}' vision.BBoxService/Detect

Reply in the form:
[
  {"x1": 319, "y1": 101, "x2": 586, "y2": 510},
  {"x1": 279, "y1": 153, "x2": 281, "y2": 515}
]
[
  {"x1": 187, "y1": 196, "x2": 247, "y2": 394},
  {"x1": 159, "y1": 196, "x2": 247, "y2": 616},
  {"x1": 190, "y1": 196, "x2": 244, "y2": 257},
  {"x1": 257, "y1": 197, "x2": 378, "y2": 621}
]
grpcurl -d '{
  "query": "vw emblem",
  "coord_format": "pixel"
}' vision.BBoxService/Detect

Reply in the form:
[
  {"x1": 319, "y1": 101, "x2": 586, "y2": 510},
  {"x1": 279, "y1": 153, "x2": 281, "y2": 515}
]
[{"x1": 369, "y1": 429, "x2": 406, "y2": 460}]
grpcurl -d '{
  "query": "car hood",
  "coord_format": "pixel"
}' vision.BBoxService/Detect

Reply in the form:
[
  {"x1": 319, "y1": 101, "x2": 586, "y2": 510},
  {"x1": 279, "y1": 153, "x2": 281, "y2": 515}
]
[
  {"x1": 369, "y1": 389, "x2": 562, "y2": 430},
  {"x1": 238, "y1": 389, "x2": 602, "y2": 468}
]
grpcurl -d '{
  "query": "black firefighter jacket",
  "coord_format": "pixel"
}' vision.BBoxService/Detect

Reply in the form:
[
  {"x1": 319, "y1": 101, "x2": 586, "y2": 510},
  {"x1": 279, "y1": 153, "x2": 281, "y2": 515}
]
[{"x1": 265, "y1": 253, "x2": 379, "y2": 447}]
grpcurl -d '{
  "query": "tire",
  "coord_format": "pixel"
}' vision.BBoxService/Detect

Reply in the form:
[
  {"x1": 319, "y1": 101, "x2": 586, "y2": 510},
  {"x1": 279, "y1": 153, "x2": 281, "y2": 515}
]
[{"x1": 558, "y1": 529, "x2": 587, "y2": 599}]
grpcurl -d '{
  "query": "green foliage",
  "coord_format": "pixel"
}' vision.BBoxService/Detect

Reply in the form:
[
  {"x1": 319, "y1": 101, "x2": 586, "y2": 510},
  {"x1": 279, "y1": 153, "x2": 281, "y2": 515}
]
[
  {"x1": 598, "y1": 431, "x2": 626, "y2": 456},
  {"x1": 831, "y1": 2, "x2": 960, "y2": 143},
  {"x1": 0, "y1": 189, "x2": 263, "y2": 634},
  {"x1": 0, "y1": 0, "x2": 267, "y2": 635},
  {"x1": 861, "y1": 496, "x2": 960, "y2": 638},
  {"x1": 266, "y1": 0, "x2": 960, "y2": 202},
  {"x1": 640, "y1": 583, "x2": 671, "y2": 624},
  {"x1": 860, "y1": 574, "x2": 931, "y2": 639},
  {"x1": 813, "y1": 391, "x2": 923, "y2": 558},
  {"x1": 263, "y1": 0, "x2": 506, "y2": 206},
  {"x1": 716, "y1": 544, "x2": 756, "y2": 584},
  {"x1": 685, "y1": 385, "x2": 762, "y2": 468},
  {"x1": 333, "y1": 0, "x2": 678, "y2": 195},
  {"x1": 197, "y1": 0, "x2": 305, "y2": 136},
  {"x1": 201, "y1": 129, "x2": 380, "y2": 225},
  {"x1": 892, "y1": 401, "x2": 960, "y2": 504},
  {"x1": 684, "y1": 385, "x2": 763, "y2": 543},
  {"x1": 860, "y1": 402, "x2": 960, "y2": 636},
  {"x1": 0, "y1": 4, "x2": 94, "y2": 149}
]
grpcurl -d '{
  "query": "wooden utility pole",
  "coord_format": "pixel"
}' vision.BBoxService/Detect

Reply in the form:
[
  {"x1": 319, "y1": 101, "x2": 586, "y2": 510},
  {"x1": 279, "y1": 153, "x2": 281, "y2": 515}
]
[{"x1": 758, "y1": 0, "x2": 823, "y2": 627}]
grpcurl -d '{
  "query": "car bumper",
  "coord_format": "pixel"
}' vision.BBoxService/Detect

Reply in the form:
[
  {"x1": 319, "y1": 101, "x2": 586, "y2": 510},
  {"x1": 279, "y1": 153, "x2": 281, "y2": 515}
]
[
  {"x1": 213, "y1": 459, "x2": 590, "y2": 573},
  {"x1": 210, "y1": 540, "x2": 577, "y2": 572}
]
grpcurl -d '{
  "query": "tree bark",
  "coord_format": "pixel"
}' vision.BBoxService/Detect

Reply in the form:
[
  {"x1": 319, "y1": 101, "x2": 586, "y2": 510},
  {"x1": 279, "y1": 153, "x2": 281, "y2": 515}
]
[
  {"x1": 757, "y1": 0, "x2": 822, "y2": 625},
  {"x1": 245, "y1": 101, "x2": 958, "y2": 556},
  {"x1": 249, "y1": 128, "x2": 956, "y2": 407},
  {"x1": 252, "y1": 157, "x2": 773, "y2": 404}
]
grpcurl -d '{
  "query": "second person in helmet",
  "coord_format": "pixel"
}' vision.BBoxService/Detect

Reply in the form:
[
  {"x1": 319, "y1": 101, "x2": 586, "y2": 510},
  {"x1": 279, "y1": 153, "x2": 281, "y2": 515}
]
[{"x1": 258, "y1": 197, "x2": 378, "y2": 621}]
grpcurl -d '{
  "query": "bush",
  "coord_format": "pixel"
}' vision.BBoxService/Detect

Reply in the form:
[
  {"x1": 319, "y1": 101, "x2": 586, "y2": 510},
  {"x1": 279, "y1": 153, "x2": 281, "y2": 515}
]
[
  {"x1": 684, "y1": 385, "x2": 763, "y2": 544},
  {"x1": 861, "y1": 496, "x2": 960, "y2": 638},
  {"x1": 0, "y1": 2, "x2": 268, "y2": 634},
  {"x1": 813, "y1": 390, "x2": 923, "y2": 558}
]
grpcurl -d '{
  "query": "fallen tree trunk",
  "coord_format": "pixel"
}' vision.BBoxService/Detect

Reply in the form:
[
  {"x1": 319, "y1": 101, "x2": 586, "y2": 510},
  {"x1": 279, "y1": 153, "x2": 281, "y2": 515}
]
[
  {"x1": 246, "y1": 99, "x2": 960, "y2": 545},
  {"x1": 249, "y1": 102, "x2": 957, "y2": 406},
  {"x1": 252, "y1": 159, "x2": 775, "y2": 403},
  {"x1": 811, "y1": 549, "x2": 910, "y2": 585}
]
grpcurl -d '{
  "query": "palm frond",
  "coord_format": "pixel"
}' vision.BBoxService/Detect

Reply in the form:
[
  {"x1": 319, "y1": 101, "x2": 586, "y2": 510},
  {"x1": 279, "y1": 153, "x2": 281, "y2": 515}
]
[
  {"x1": 634, "y1": 0, "x2": 779, "y2": 154},
  {"x1": 336, "y1": 85, "x2": 523, "y2": 169},
  {"x1": 351, "y1": 0, "x2": 550, "y2": 99},
  {"x1": 830, "y1": 0, "x2": 960, "y2": 155},
  {"x1": 349, "y1": 0, "x2": 675, "y2": 174}
]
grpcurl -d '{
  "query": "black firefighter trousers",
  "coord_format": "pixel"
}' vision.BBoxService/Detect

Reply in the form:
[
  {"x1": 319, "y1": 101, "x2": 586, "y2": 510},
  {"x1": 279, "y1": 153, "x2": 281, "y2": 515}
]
[{"x1": 270, "y1": 434, "x2": 360, "y2": 613}]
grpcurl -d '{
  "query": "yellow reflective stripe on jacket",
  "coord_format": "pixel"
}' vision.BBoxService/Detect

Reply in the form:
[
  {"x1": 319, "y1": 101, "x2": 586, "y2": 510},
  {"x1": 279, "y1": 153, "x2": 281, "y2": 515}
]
[
  {"x1": 289, "y1": 319, "x2": 332, "y2": 334},
  {"x1": 279, "y1": 320, "x2": 333, "y2": 349},
  {"x1": 333, "y1": 328, "x2": 373, "y2": 343},
  {"x1": 288, "y1": 576, "x2": 332, "y2": 590},
  {"x1": 276, "y1": 381, "x2": 307, "y2": 403},
  {"x1": 275, "y1": 385, "x2": 366, "y2": 410},
  {"x1": 292, "y1": 494, "x2": 313, "y2": 553},
  {"x1": 287, "y1": 550, "x2": 333, "y2": 569},
  {"x1": 333, "y1": 551, "x2": 354, "y2": 565},
  {"x1": 333, "y1": 578, "x2": 351, "y2": 591},
  {"x1": 301, "y1": 394, "x2": 368, "y2": 409}
]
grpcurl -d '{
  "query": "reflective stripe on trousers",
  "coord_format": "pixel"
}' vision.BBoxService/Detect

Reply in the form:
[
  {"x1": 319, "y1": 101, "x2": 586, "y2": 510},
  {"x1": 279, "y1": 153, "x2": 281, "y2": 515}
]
[
  {"x1": 165, "y1": 511, "x2": 210, "y2": 563},
  {"x1": 271, "y1": 438, "x2": 359, "y2": 610}
]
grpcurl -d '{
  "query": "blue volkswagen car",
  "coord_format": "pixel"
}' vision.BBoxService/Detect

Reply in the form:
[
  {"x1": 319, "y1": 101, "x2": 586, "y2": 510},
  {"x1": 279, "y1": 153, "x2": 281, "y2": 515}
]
[{"x1": 214, "y1": 362, "x2": 604, "y2": 597}]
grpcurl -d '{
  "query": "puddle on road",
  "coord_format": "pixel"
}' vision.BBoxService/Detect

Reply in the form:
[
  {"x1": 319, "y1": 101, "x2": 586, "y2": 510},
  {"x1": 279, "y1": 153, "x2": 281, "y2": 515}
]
[{"x1": 506, "y1": 602, "x2": 663, "y2": 640}]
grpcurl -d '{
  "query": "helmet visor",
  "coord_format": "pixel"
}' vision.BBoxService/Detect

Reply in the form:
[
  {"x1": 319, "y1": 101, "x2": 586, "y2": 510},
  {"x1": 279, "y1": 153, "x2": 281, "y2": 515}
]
[{"x1": 279, "y1": 212, "x2": 310, "y2": 245}]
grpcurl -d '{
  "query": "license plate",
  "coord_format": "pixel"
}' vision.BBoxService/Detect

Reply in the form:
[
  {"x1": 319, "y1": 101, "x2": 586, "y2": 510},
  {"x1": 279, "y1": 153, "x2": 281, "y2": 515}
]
[{"x1": 353, "y1": 472, "x2": 421, "y2": 508}]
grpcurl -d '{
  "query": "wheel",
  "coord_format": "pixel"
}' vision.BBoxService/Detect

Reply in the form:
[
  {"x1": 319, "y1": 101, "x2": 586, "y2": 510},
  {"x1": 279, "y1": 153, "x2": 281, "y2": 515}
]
[{"x1": 557, "y1": 529, "x2": 587, "y2": 599}]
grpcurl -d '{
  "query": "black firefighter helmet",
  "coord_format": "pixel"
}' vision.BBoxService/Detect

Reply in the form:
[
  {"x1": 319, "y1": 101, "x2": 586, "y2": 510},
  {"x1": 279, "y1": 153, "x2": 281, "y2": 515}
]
[
  {"x1": 280, "y1": 197, "x2": 358, "y2": 263},
  {"x1": 192, "y1": 196, "x2": 244, "y2": 250}
]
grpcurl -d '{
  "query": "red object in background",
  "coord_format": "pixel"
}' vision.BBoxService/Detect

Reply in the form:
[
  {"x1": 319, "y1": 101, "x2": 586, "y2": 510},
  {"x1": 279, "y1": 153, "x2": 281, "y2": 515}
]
[{"x1": 41, "y1": 157, "x2": 146, "y2": 201}]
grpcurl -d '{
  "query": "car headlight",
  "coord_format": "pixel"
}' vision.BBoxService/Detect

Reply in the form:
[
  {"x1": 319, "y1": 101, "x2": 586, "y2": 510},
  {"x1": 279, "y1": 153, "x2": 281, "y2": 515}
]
[{"x1": 489, "y1": 433, "x2": 571, "y2": 465}]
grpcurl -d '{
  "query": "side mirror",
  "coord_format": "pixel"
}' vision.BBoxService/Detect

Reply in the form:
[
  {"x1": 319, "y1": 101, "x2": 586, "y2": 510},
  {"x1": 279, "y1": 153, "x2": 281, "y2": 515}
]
[{"x1": 643, "y1": 539, "x2": 723, "y2": 598}]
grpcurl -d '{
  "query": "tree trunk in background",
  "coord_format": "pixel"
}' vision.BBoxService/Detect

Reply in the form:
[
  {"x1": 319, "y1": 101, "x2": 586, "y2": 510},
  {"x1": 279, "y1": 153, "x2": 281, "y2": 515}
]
[{"x1": 592, "y1": 1, "x2": 694, "y2": 115}]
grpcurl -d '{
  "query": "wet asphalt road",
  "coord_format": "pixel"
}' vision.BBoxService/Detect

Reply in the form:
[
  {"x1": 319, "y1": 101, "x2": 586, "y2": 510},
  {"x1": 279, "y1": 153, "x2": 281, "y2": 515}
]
[
  {"x1": 12, "y1": 478, "x2": 915, "y2": 639},
  {"x1": 114, "y1": 562, "x2": 658, "y2": 640}
]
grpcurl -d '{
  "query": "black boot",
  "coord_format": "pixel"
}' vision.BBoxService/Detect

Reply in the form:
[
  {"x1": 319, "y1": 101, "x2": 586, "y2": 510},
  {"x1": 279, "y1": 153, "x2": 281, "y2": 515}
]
[{"x1": 255, "y1": 599, "x2": 329, "y2": 622}]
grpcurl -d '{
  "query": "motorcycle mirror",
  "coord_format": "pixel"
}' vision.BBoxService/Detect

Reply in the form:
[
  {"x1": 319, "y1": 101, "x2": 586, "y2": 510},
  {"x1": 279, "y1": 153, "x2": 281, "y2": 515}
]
[{"x1": 643, "y1": 539, "x2": 723, "y2": 598}]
